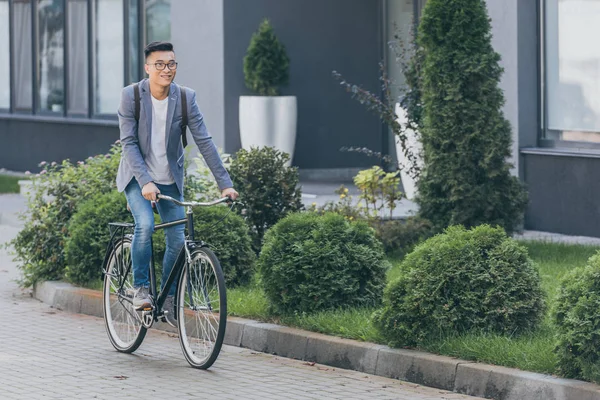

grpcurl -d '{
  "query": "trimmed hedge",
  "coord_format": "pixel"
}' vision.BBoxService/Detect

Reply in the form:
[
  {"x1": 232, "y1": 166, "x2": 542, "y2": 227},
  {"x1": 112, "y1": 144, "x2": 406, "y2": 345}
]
[
  {"x1": 373, "y1": 225, "x2": 546, "y2": 346},
  {"x1": 258, "y1": 212, "x2": 389, "y2": 314},
  {"x1": 553, "y1": 254, "x2": 600, "y2": 384},
  {"x1": 64, "y1": 190, "x2": 132, "y2": 285},
  {"x1": 193, "y1": 205, "x2": 255, "y2": 287}
]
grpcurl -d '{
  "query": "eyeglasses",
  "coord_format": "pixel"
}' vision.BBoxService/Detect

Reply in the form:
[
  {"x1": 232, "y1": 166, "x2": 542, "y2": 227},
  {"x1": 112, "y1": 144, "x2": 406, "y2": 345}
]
[{"x1": 147, "y1": 61, "x2": 178, "y2": 71}]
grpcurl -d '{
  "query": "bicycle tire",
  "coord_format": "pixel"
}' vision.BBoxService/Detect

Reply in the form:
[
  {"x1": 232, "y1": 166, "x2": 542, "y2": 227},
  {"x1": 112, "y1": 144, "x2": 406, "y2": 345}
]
[
  {"x1": 176, "y1": 247, "x2": 227, "y2": 369},
  {"x1": 103, "y1": 238, "x2": 147, "y2": 353}
]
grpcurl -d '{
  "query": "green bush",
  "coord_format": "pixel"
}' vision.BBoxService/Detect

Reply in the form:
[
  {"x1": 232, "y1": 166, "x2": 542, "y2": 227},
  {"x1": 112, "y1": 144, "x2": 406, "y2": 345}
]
[
  {"x1": 9, "y1": 143, "x2": 122, "y2": 287},
  {"x1": 373, "y1": 225, "x2": 546, "y2": 346},
  {"x1": 244, "y1": 18, "x2": 290, "y2": 96},
  {"x1": 258, "y1": 212, "x2": 389, "y2": 315},
  {"x1": 553, "y1": 254, "x2": 600, "y2": 384},
  {"x1": 193, "y1": 205, "x2": 255, "y2": 287},
  {"x1": 64, "y1": 190, "x2": 132, "y2": 285},
  {"x1": 415, "y1": 0, "x2": 527, "y2": 234},
  {"x1": 229, "y1": 146, "x2": 303, "y2": 251},
  {"x1": 372, "y1": 216, "x2": 433, "y2": 258}
]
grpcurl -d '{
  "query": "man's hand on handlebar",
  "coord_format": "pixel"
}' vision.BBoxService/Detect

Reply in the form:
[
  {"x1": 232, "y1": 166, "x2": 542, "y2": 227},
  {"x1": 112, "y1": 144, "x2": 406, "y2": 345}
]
[
  {"x1": 142, "y1": 182, "x2": 160, "y2": 202},
  {"x1": 221, "y1": 187, "x2": 239, "y2": 201}
]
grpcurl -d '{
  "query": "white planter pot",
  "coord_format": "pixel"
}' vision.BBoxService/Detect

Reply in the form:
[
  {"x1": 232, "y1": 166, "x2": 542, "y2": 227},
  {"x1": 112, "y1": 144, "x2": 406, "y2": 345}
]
[
  {"x1": 239, "y1": 96, "x2": 298, "y2": 164},
  {"x1": 395, "y1": 103, "x2": 422, "y2": 200}
]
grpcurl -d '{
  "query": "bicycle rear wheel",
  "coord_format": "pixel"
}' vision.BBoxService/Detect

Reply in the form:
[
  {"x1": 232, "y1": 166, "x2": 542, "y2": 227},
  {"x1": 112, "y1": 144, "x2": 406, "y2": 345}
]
[
  {"x1": 177, "y1": 247, "x2": 227, "y2": 369},
  {"x1": 103, "y1": 238, "x2": 147, "y2": 353}
]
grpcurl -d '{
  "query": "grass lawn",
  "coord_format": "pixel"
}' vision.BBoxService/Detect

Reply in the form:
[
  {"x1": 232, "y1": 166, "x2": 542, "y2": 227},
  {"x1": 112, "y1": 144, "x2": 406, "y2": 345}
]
[
  {"x1": 0, "y1": 175, "x2": 22, "y2": 194},
  {"x1": 227, "y1": 241, "x2": 600, "y2": 375}
]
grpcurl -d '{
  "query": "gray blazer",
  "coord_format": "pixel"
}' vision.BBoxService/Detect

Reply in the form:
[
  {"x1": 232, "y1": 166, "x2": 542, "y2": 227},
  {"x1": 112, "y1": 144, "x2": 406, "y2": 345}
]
[{"x1": 116, "y1": 79, "x2": 233, "y2": 194}]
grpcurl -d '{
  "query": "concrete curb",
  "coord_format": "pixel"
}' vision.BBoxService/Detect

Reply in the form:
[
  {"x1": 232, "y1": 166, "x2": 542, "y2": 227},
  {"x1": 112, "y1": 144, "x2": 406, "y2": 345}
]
[{"x1": 34, "y1": 280, "x2": 600, "y2": 400}]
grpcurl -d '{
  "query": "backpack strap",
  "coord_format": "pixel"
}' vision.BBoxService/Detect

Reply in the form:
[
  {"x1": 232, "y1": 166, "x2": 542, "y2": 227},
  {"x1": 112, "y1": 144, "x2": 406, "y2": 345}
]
[
  {"x1": 133, "y1": 83, "x2": 140, "y2": 122},
  {"x1": 180, "y1": 85, "x2": 188, "y2": 148}
]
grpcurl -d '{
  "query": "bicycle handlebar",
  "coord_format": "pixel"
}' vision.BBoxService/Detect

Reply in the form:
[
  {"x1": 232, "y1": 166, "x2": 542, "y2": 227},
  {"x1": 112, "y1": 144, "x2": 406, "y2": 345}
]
[{"x1": 156, "y1": 194, "x2": 232, "y2": 207}]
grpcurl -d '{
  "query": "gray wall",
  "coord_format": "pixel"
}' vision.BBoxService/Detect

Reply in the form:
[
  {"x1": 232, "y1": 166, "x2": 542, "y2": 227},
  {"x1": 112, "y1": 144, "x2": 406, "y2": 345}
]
[
  {"x1": 223, "y1": 0, "x2": 385, "y2": 169},
  {"x1": 487, "y1": 0, "x2": 519, "y2": 174},
  {"x1": 0, "y1": 117, "x2": 118, "y2": 172},
  {"x1": 172, "y1": 0, "x2": 226, "y2": 162}
]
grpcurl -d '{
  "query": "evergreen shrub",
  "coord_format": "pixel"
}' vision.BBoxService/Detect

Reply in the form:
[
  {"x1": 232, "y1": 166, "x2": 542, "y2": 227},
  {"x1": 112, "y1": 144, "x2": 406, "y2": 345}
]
[
  {"x1": 229, "y1": 146, "x2": 303, "y2": 251},
  {"x1": 258, "y1": 212, "x2": 389, "y2": 314},
  {"x1": 373, "y1": 225, "x2": 546, "y2": 346},
  {"x1": 415, "y1": 0, "x2": 527, "y2": 234},
  {"x1": 244, "y1": 18, "x2": 290, "y2": 96},
  {"x1": 64, "y1": 190, "x2": 132, "y2": 285},
  {"x1": 9, "y1": 143, "x2": 122, "y2": 287},
  {"x1": 553, "y1": 254, "x2": 600, "y2": 384},
  {"x1": 372, "y1": 216, "x2": 433, "y2": 258},
  {"x1": 193, "y1": 206, "x2": 255, "y2": 287}
]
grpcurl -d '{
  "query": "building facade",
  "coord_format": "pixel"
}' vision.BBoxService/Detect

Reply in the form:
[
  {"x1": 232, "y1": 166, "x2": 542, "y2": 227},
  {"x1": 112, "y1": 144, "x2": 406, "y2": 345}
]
[{"x1": 2, "y1": 0, "x2": 600, "y2": 237}]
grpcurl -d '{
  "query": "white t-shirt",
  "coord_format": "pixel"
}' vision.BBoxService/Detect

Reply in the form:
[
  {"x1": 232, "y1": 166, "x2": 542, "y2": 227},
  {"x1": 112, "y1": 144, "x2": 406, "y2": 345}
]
[{"x1": 146, "y1": 95, "x2": 174, "y2": 184}]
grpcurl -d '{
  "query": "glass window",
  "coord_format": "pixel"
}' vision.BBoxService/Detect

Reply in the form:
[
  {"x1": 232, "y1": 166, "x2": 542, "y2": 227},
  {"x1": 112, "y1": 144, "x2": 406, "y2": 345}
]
[
  {"x1": 145, "y1": 0, "x2": 170, "y2": 43},
  {"x1": 13, "y1": 0, "x2": 33, "y2": 110},
  {"x1": 95, "y1": 0, "x2": 123, "y2": 114},
  {"x1": 37, "y1": 0, "x2": 65, "y2": 113},
  {"x1": 67, "y1": 0, "x2": 88, "y2": 115},
  {"x1": 545, "y1": 0, "x2": 600, "y2": 143},
  {"x1": 0, "y1": 0, "x2": 9, "y2": 109},
  {"x1": 385, "y1": 0, "x2": 415, "y2": 104},
  {"x1": 128, "y1": 0, "x2": 140, "y2": 84}
]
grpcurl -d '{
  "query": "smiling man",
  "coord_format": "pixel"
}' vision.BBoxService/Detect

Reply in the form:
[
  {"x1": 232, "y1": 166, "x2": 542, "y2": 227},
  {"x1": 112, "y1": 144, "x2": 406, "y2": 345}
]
[{"x1": 116, "y1": 41, "x2": 238, "y2": 326}]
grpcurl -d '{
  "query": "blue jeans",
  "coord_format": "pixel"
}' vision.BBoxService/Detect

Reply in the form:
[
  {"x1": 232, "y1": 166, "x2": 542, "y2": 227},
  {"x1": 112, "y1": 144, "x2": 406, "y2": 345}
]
[{"x1": 124, "y1": 179, "x2": 185, "y2": 296}]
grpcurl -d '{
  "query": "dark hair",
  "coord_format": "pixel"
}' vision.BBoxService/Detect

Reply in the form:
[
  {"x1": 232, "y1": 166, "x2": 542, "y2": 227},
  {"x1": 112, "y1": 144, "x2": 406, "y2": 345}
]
[{"x1": 144, "y1": 41, "x2": 174, "y2": 59}]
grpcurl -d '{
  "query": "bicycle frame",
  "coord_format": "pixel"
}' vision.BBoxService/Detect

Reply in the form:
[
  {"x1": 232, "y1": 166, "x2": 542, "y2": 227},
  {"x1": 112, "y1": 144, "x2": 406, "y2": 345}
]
[{"x1": 104, "y1": 195, "x2": 230, "y2": 324}]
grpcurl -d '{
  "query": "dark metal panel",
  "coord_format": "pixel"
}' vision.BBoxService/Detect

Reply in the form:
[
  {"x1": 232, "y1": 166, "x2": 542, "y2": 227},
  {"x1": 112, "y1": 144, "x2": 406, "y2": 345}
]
[
  {"x1": 523, "y1": 151, "x2": 600, "y2": 238},
  {"x1": 0, "y1": 117, "x2": 119, "y2": 172}
]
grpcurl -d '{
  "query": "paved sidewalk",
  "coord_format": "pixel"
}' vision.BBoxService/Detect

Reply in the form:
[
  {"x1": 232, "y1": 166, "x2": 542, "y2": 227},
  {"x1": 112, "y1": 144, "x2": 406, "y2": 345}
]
[{"x1": 0, "y1": 226, "x2": 481, "y2": 399}]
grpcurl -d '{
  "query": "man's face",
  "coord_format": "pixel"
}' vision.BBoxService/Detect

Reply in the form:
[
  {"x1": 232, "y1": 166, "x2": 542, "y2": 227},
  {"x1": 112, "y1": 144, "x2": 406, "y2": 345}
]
[{"x1": 145, "y1": 51, "x2": 177, "y2": 87}]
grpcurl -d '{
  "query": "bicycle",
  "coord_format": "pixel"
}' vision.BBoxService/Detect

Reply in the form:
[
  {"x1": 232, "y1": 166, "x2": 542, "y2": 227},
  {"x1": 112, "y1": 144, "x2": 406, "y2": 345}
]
[{"x1": 101, "y1": 194, "x2": 233, "y2": 369}]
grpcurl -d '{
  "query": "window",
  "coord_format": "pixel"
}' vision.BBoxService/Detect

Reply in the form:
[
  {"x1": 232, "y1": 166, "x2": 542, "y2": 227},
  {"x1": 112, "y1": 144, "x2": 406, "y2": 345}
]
[
  {"x1": 385, "y1": 0, "x2": 415, "y2": 104},
  {"x1": 13, "y1": 0, "x2": 33, "y2": 110},
  {"x1": 145, "y1": 0, "x2": 170, "y2": 43},
  {"x1": 37, "y1": 0, "x2": 65, "y2": 113},
  {"x1": 127, "y1": 0, "x2": 140, "y2": 84},
  {"x1": 544, "y1": 0, "x2": 600, "y2": 143},
  {"x1": 0, "y1": 0, "x2": 9, "y2": 109},
  {"x1": 67, "y1": 0, "x2": 88, "y2": 115},
  {"x1": 95, "y1": 0, "x2": 123, "y2": 114}
]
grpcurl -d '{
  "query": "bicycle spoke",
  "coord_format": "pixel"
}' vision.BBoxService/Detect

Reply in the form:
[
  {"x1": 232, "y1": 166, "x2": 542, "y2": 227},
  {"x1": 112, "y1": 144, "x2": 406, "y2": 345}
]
[
  {"x1": 177, "y1": 248, "x2": 226, "y2": 369},
  {"x1": 103, "y1": 240, "x2": 146, "y2": 353}
]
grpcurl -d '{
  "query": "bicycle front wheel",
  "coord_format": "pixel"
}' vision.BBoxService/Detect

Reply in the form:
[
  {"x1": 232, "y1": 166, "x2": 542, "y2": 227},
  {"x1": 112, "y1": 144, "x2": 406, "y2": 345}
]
[
  {"x1": 177, "y1": 247, "x2": 227, "y2": 369},
  {"x1": 103, "y1": 238, "x2": 147, "y2": 353}
]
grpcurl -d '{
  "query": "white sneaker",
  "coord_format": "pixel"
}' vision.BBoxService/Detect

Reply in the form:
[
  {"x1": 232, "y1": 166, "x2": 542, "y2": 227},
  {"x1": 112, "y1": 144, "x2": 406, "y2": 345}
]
[{"x1": 132, "y1": 287, "x2": 152, "y2": 310}]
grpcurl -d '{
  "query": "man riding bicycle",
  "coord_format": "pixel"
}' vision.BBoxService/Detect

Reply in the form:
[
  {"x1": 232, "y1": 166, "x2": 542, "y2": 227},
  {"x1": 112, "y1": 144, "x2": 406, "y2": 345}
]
[{"x1": 116, "y1": 41, "x2": 238, "y2": 326}]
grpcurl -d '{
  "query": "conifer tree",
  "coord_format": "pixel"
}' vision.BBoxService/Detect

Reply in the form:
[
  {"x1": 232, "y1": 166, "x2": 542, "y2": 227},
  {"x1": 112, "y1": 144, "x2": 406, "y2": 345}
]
[
  {"x1": 244, "y1": 19, "x2": 290, "y2": 96},
  {"x1": 415, "y1": 0, "x2": 527, "y2": 234}
]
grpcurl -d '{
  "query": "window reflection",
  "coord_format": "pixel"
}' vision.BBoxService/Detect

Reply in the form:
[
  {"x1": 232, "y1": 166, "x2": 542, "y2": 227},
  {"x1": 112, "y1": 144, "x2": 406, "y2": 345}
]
[
  {"x1": 145, "y1": 0, "x2": 170, "y2": 43},
  {"x1": 38, "y1": 0, "x2": 65, "y2": 112},
  {"x1": 0, "y1": 0, "x2": 9, "y2": 109},
  {"x1": 13, "y1": 0, "x2": 33, "y2": 110},
  {"x1": 95, "y1": 0, "x2": 123, "y2": 114},
  {"x1": 545, "y1": 0, "x2": 600, "y2": 142},
  {"x1": 67, "y1": 0, "x2": 88, "y2": 115}
]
